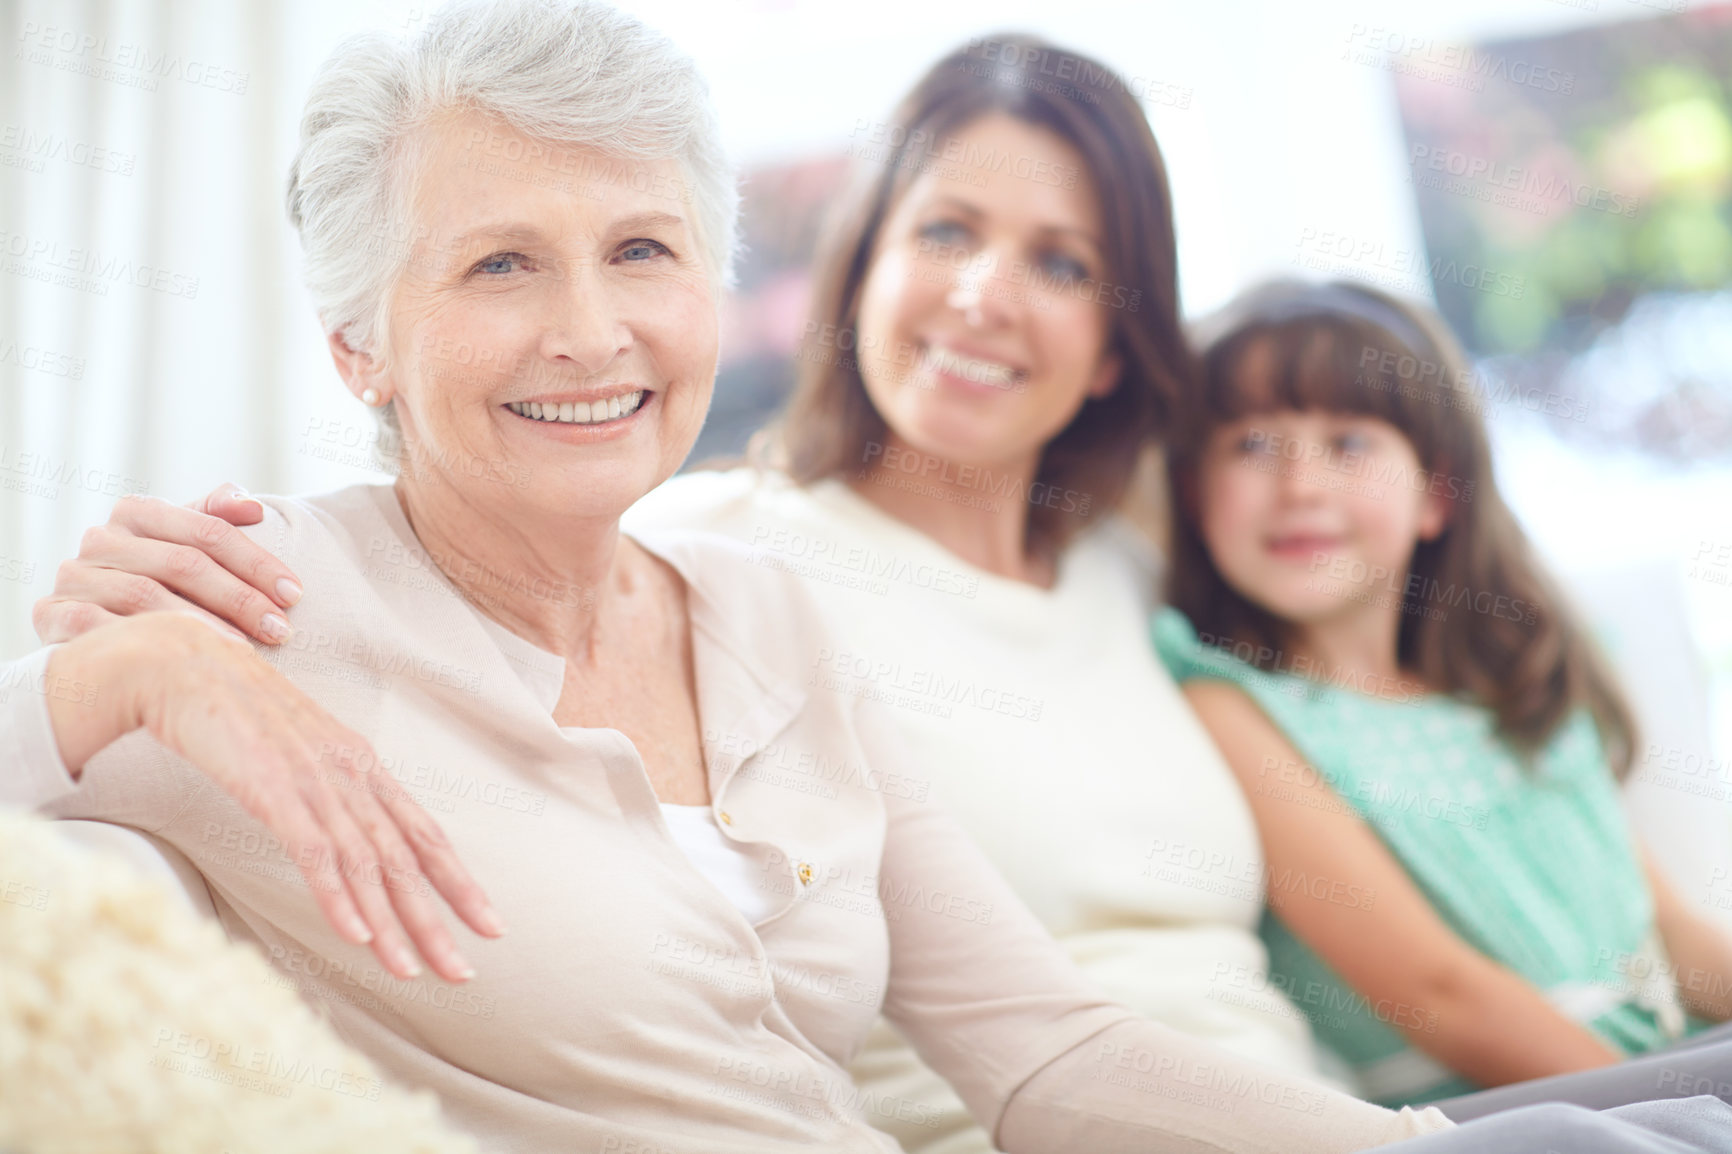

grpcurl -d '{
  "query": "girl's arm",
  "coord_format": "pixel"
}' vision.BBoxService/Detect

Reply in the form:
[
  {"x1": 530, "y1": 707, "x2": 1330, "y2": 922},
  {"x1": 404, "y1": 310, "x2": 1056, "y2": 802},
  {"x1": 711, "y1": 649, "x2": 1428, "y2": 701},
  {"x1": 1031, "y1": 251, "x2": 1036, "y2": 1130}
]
[
  {"x1": 1182, "y1": 679, "x2": 1621, "y2": 1087},
  {"x1": 1642, "y1": 846, "x2": 1732, "y2": 1022}
]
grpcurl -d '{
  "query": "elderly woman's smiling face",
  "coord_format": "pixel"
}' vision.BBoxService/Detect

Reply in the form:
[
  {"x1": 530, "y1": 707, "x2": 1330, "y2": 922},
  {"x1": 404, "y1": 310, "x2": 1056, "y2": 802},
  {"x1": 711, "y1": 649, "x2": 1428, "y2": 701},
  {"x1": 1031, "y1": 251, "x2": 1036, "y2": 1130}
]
[{"x1": 365, "y1": 111, "x2": 718, "y2": 522}]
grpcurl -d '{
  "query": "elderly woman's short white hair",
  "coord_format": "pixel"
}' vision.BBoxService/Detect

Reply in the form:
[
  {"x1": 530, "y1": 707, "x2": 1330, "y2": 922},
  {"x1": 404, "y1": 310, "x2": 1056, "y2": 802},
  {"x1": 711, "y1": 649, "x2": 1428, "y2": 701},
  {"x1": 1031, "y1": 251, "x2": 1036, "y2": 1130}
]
[{"x1": 287, "y1": 0, "x2": 739, "y2": 370}]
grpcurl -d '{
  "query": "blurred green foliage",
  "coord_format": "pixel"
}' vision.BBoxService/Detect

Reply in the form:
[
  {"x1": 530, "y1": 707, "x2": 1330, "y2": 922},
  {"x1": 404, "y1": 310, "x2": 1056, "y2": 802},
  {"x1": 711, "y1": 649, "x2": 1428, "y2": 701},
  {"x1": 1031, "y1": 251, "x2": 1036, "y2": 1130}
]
[{"x1": 1398, "y1": 10, "x2": 1732, "y2": 357}]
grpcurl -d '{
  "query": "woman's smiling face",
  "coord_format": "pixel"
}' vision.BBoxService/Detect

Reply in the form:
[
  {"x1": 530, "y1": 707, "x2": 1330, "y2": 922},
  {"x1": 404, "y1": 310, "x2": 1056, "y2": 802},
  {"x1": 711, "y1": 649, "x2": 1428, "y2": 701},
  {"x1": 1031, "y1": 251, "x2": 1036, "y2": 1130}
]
[
  {"x1": 363, "y1": 111, "x2": 719, "y2": 523},
  {"x1": 852, "y1": 112, "x2": 1122, "y2": 473}
]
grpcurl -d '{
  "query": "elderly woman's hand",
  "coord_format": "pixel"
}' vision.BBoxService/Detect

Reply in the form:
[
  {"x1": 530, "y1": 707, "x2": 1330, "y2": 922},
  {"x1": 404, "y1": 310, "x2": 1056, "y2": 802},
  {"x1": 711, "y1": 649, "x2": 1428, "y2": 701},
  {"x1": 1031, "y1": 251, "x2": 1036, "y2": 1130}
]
[
  {"x1": 35, "y1": 486, "x2": 306, "y2": 648},
  {"x1": 45, "y1": 612, "x2": 504, "y2": 982}
]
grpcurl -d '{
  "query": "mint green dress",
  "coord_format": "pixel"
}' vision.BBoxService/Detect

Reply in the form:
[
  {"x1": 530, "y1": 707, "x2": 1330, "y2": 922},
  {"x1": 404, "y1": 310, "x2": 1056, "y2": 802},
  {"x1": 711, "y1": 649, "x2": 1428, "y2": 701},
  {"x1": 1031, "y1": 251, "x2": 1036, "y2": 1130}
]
[{"x1": 1152, "y1": 608, "x2": 1692, "y2": 1106}]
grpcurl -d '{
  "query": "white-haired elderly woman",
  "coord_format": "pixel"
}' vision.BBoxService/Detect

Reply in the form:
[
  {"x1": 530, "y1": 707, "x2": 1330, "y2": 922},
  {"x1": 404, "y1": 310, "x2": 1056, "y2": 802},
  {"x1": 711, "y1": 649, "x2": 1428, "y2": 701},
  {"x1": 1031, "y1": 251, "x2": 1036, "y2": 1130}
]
[{"x1": 8, "y1": 3, "x2": 1729, "y2": 1152}]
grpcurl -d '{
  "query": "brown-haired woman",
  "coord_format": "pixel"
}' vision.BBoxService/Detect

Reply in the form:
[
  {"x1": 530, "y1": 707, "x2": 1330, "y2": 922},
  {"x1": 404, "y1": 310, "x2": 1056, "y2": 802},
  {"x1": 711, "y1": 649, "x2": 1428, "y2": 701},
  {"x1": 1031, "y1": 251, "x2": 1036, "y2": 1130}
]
[
  {"x1": 624, "y1": 35, "x2": 1342, "y2": 1152},
  {"x1": 1154, "y1": 277, "x2": 1732, "y2": 1116},
  {"x1": 34, "y1": 34, "x2": 1344, "y2": 1154}
]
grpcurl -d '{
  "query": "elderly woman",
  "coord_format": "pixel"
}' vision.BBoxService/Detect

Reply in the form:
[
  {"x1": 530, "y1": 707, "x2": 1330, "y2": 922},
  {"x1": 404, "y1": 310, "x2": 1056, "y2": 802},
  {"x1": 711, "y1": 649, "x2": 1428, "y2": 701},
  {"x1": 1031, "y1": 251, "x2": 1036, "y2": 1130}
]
[{"x1": 11, "y1": 2, "x2": 1732, "y2": 1152}]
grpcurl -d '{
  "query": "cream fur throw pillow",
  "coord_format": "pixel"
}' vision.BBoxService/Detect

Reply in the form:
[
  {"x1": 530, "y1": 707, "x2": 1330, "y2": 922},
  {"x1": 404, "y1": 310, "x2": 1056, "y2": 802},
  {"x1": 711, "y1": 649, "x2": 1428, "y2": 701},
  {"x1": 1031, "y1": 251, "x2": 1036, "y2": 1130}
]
[{"x1": 0, "y1": 808, "x2": 478, "y2": 1153}]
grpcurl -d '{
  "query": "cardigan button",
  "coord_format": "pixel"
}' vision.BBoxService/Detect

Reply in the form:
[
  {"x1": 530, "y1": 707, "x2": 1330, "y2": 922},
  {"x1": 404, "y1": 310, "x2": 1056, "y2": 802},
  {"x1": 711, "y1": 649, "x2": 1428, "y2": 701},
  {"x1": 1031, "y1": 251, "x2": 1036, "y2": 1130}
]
[
  {"x1": 718, "y1": 811, "x2": 733, "y2": 826},
  {"x1": 797, "y1": 862, "x2": 814, "y2": 886}
]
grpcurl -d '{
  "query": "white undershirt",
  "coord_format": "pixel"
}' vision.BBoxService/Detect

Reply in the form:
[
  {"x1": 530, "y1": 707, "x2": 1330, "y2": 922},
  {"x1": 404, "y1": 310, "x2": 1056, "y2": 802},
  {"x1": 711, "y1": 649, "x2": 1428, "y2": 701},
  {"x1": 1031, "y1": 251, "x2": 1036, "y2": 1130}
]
[{"x1": 658, "y1": 803, "x2": 776, "y2": 924}]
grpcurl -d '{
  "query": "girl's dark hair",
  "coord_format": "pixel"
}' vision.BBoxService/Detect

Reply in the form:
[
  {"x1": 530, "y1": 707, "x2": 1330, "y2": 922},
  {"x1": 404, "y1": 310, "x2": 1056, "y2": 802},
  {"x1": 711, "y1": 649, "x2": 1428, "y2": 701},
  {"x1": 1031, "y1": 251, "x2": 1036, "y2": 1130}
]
[
  {"x1": 1165, "y1": 278, "x2": 1638, "y2": 774},
  {"x1": 753, "y1": 34, "x2": 1192, "y2": 558}
]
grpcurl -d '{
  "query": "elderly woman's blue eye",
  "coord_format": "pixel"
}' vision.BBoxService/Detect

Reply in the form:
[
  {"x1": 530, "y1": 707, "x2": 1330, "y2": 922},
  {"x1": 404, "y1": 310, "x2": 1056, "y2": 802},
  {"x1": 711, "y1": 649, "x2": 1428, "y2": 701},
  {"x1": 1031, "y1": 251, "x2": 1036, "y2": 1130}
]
[
  {"x1": 476, "y1": 253, "x2": 526, "y2": 275},
  {"x1": 620, "y1": 240, "x2": 671, "y2": 261}
]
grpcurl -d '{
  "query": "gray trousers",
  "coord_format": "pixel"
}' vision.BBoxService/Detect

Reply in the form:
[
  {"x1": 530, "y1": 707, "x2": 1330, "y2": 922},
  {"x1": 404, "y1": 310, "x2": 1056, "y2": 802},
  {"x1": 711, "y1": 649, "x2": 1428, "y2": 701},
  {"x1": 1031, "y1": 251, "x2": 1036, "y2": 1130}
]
[
  {"x1": 1392, "y1": 1096, "x2": 1732, "y2": 1153},
  {"x1": 1384, "y1": 1024, "x2": 1732, "y2": 1152}
]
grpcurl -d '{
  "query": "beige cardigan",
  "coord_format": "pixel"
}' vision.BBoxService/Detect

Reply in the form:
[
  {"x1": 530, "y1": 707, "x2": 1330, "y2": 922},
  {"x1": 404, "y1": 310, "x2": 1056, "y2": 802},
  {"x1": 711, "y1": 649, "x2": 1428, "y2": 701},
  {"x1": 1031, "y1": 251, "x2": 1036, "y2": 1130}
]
[
  {"x1": 623, "y1": 467, "x2": 1347, "y2": 1154},
  {"x1": 0, "y1": 484, "x2": 1451, "y2": 1152}
]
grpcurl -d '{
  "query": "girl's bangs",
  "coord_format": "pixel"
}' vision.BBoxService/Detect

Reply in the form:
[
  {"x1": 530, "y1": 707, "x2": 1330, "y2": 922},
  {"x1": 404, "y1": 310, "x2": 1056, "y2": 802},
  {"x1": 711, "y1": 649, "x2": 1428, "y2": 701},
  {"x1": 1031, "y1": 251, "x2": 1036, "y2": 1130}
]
[
  {"x1": 1210, "y1": 319, "x2": 1408, "y2": 424},
  {"x1": 1202, "y1": 315, "x2": 1454, "y2": 468}
]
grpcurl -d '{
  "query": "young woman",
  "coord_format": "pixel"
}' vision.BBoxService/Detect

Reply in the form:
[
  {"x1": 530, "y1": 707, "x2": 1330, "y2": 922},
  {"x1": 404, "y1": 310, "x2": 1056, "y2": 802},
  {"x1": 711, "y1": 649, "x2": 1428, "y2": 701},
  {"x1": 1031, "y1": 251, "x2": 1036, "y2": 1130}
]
[{"x1": 1155, "y1": 277, "x2": 1732, "y2": 1113}]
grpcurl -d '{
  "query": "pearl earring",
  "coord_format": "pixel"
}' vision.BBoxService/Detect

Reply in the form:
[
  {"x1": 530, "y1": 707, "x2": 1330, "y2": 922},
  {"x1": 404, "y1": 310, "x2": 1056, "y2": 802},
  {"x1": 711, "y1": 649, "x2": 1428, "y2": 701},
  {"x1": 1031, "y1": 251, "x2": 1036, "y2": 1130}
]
[{"x1": 361, "y1": 388, "x2": 382, "y2": 407}]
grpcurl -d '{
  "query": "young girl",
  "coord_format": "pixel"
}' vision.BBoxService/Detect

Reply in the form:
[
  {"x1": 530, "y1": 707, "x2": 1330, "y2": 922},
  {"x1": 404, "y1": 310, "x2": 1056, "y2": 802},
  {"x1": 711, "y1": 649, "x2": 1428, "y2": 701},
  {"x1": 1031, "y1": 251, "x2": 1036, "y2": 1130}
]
[{"x1": 1154, "y1": 278, "x2": 1732, "y2": 1109}]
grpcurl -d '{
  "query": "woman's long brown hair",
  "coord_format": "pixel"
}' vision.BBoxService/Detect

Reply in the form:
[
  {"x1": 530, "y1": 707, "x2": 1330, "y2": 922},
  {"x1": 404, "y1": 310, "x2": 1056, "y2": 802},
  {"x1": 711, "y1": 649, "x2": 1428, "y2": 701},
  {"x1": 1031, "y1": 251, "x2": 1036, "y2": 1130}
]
[
  {"x1": 752, "y1": 35, "x2": 1193, "y2": 559},
  {"x1": 1165, "y1": 278, "x2": 1638, "y2": 774}
]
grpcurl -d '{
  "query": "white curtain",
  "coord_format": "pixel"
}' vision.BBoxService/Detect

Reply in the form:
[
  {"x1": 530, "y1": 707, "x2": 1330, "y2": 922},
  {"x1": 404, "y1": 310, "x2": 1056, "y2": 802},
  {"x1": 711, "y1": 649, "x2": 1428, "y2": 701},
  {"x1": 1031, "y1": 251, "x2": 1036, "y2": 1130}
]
[{"x1": 0, "y1": 0, "x2": 412, "y2": 661}]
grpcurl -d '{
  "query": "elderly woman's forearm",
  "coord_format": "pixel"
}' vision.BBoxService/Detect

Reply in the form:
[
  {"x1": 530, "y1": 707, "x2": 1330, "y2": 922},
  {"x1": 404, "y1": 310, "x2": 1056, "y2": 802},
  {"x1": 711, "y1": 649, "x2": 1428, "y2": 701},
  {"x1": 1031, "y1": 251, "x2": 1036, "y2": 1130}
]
[
  {"x1": 0, "y1": 634, "x2": 148, "y2": 806},
  {"x1": 994, "y1": 1019, "x2": 1454, "y2": 1152},
  {"x1": 0, "y1": 648, "x2": 91, "y2": 808},
  {"x1": 873, "y1": 793, "x2": 1454, "y2": 1150},
  {"x1": 43, "y1": 634, "x2": 141, "y2": 776}
]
